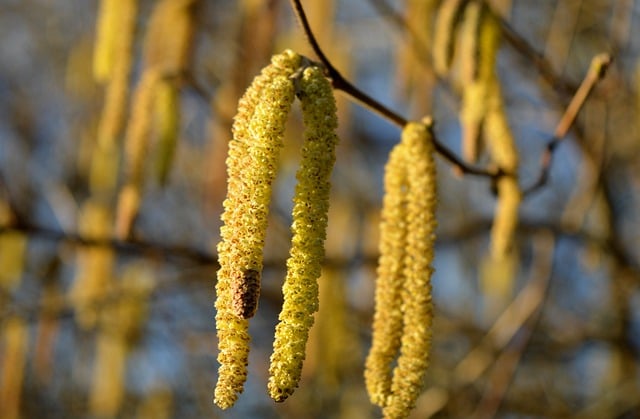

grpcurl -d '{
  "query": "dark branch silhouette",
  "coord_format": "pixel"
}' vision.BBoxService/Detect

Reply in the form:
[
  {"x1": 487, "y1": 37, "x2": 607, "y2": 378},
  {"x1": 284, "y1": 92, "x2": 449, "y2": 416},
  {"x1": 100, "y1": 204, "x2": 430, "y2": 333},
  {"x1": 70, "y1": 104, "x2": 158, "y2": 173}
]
[{"x1": 289, "y1": 0, "x2": 499, "y2": 178}]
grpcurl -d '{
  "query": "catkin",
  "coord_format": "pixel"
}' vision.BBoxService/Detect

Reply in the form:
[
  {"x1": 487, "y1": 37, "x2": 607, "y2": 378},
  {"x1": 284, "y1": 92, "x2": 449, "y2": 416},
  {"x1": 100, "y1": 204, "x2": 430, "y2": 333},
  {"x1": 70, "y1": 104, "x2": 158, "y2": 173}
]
[
  {"x1": 69, "y1": 200, "x2": 115, "y2": 329},
  {"x1": 95, "y1": 0, "x2": 137, "y2": 149},
  {"x1": 384, "y1": 122, "x2": 437, "y2": 419},
  {"x1": 154, "y1": 79, "x2": 180, "y2": 185},
  {"x1": 93, "y1": 0, "x2": 120, "y2": 83},
  {"x1": 0, "y1": 317, "x2": 29, "y2": 419},
  {"x1": 485, "y1": 91, "x2": 520, "y2": 259},
  {"x1": 214, "y1": 50, "x2": 301, "y2": 409},
  {"x1": 366, "y1": 121, "x2": 437, "y2": 418},
  {"x1": 0, "y1": 232, "x2": 26, "y2": 290},
  {"x1": 143, "y1": 0, "x2": 197, "y2": 75},
  {"x1": 365, "y1": 130, "x2": 410, "y2": 407},
  {"x1": 457, "y1": 1, "x2": 482, "y2": 85},
  {"x1": 115, "y1": 70, "x2": 162, "y2": 238},
  {"x1": 90, "y1": 331, "x2": 127, "y2": 416},
  {"x1": 433, "y1": 0, "x2": 466, "y2": 76},
  {"x1": 115, "y1": 0, "x2": 196, "y2": 237},
  {"x1": 267, "y1": 65, "x2": 339, "y2": 402},
  {"x1": 459, "y1": 2, "x2": 499, "y2": 163}
]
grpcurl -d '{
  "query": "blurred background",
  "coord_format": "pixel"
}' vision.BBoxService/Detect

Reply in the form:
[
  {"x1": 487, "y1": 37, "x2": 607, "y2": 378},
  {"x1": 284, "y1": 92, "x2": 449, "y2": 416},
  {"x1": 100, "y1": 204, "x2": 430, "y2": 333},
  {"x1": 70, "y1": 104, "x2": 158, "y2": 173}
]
[{"x1": 0, "y1": 0, "x2": 640, "y2": 417}]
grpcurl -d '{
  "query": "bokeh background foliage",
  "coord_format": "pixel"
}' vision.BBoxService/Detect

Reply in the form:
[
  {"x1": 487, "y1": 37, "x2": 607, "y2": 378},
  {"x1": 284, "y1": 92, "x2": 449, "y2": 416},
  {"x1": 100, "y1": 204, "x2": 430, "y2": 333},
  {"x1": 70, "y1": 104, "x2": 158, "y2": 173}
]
[{"x1": 1, "y1": 0, "x2": 640, "y2": 417}]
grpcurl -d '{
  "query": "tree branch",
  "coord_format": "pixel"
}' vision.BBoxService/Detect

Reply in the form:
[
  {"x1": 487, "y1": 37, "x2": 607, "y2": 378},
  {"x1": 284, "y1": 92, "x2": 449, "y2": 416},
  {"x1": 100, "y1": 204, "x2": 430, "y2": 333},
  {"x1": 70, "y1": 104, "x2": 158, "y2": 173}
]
[
  {"x1": 524, "y1": 53, "x2": 612, "y2": 195},
  {"x1": 289, "y1": 0, "x2": 498, "y2": 178}
]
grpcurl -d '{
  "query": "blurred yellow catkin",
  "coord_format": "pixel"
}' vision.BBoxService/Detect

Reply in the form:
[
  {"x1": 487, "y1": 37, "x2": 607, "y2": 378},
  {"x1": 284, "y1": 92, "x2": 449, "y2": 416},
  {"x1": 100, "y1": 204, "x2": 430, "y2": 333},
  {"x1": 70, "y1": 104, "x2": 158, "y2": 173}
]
[
  {"x1": 93, "y1": 0, "x2": 137, "y2": 137},
  {"x1": 476, "y1": 13, "x2": 521, "y2": 316},
  {"x1": 0, "y1": 317, "x2": 29, "y2": 419},
  {"x1": 214, "y1": 50, "x2": 300, "y2": 409},
  {"x1": 154, "y1": 79, "x2": 180, "y2": 185},
  {"x1": 366, "y1": 121, "x2": 437, "y2": 419},
  {"x1": 115, "y1": 0, "x2": 196, "y2": 238},
  {"x1": 459, "y1": 2, "x2": 499, "y2": 163},
  {"x1": 93, "y1": 0, "x2": 120, "y2": 83},
  {"x1": 69, "y1": 200, "x2": 115, "y2": 329},
  {"x1": 433, "y1": 0, "x2": 466, "y2": 76},
  {"x1": 0, "y1": 232, "x2": 26, "y2": 290},
  {"x1": 457, "y1": 1, "x2": 482, "y2": 87},
  {"x1": 89, "y1": 263, "x2": 154, "y2": 417},
  {"x1": 115, "y1": 69, "x2": 161, "y2": 238},
  {"x1": 268, "y1": 64, "x2": 339, "y2": 402},
  {"x1": 90, "y1": 331, "x2": 128, "y2": 417}
]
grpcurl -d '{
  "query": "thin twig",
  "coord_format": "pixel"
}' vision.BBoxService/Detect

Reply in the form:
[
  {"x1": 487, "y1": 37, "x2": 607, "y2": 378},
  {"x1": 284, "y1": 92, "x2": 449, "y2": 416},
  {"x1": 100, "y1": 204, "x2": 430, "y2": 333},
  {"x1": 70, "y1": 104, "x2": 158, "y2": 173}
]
[
  {"x1": 454, "y1": 231, "x2": 554, "y2": 387},
  {"x1": 289, "y1": 0, "x2": 498, "y2": 178},
  {"x1": 470, "y1": 231, "x2": 555, "y2": 418},
  {"x1": 289, "y1": 0, "x2": 405, "y2": 126},
  {"x1": 524, "y1": 53, "x2": 612, "y2": 195}
]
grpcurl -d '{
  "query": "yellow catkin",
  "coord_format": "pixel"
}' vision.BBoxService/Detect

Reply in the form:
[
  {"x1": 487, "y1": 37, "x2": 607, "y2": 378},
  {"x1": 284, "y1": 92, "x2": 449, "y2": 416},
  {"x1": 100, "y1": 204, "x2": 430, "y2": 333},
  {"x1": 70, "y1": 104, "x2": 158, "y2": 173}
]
[
  {"x1": 114, "y1": 183, "x2": 141, "y2": 240},
  {"x1": 69, "y1": 200, "x2": 115, "y2": 329},
  {"x1": 124, "y1": 68, "x2": 163, "y2": 186},
  {"x1": 484, "y1": 81, "x2": 520, "y2": 259},
  {"x1": 92, "y1": 0, "x2": 137, "y2": 199},
  {"x1": 459, "y1": 3, "x2": 499, "y2": 162},
  {"x1": 115, "y1": 69, "x2": 162, "y2": 239},
  {"x1": 95, "y1": 0, "x2": 137, "y2": 150},
  {"x1": 457, "y1": 1, "x2": 483, "y2": 87},
  {"x1": 484, "y1": 85, "x2": 518, "y2": 174},
  {"x1": 383, "y1": 122, "x2": 437, "y2": 419},
  {"x1": 267, "y1": 65, "x2": 339, "y2": 402},
  {"x1": 433, "y1": 0, "x2": 466, "y2": 76},
  {"x1": 89, "y1": 331, "x2": 127, "y2": 416},
  {"x1": 0, "y1": 317, "x2": 28, "y2": 419},
  {"x1": 0, "y1": 232, "x2": 27, "y2": 290},
  {"x1": 479, "y1": 15, "x2": 520, "y2": 313},
  {"x1": 93, "y1": 0, "x2": 119, "y2": 82},
  {"x1": 143, "y1": 0, "x2": 197, "y2": 75},
  {"x1": 214, "y1": 50, "x2": 301, "y2": 409},
  {"x1": 154, "y1": 79, "x2": 180, "y2": 185},
  {"x1": 146, "y1": 0, "x2": 196, "y2": 186},
  {"x1": 115, "y1": 0, "x2": 196, "y2": 235},
  {"x1": 490, "y1": 176, "x2": 520, "y2": 257},
  {"x1": 365, "y1": 131, "x2": 410, "y2": 407},
  {"x1": 89, "y1": 263, "x2": 154, "y2": 417}
]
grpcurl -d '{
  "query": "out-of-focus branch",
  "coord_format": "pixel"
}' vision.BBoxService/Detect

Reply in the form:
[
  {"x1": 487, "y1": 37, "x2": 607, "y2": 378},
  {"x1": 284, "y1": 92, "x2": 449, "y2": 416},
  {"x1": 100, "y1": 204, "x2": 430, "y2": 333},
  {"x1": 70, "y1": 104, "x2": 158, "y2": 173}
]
[
  {"x1": 470, "y1": 231, "x2": 555, "y2": 418},
  {"x1": 289, "y1": 0, "x2": 499, "y2": 179},
  {"x1": 453, "y1": 232, "x2": 554, "y2": 388},
  {"x1": 0, "y1": 223, "x2": 217, "y2": 267},
  {"x1": 524, "y1": 53, "x2": 612, "y2": 195}
]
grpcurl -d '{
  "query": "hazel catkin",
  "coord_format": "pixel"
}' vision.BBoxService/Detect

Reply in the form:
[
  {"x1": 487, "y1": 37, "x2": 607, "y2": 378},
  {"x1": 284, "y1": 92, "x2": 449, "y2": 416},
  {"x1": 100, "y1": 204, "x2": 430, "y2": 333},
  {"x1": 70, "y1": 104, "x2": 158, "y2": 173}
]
[
  {"x1": 365, "y1": 128, "x2": 410, "y2": 407},
  {"x1": 383, "y1": 121, "x2": 437, "y2": 419},
  {"x1": 267, "y1": 64, "x2": 339, "y2": 402},
  {"x1": 365, "y1": 121, "x2": 437, "y2": 419},
  {"x1": 214, "y1": 50, "x2": 301, "y2": 409}
]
